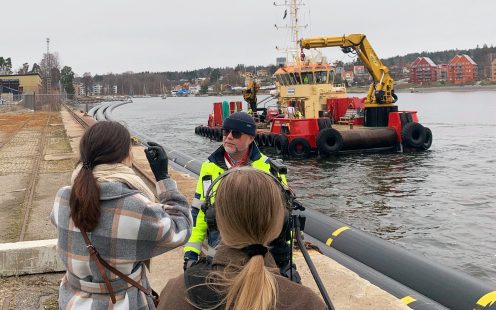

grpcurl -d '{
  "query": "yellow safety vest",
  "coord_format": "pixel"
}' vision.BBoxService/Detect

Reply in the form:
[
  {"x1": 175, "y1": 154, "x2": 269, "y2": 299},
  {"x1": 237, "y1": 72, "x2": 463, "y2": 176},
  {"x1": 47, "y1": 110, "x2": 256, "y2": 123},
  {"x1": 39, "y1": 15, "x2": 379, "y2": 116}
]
[{"x1": 184, "y1": 145, "x2": 287, "y2": 255}]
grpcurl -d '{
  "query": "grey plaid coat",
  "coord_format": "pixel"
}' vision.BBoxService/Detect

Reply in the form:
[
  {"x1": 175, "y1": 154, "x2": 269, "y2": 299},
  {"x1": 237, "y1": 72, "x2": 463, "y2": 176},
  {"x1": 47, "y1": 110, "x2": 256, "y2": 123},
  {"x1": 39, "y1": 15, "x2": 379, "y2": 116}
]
[{"x1": 51, "y1": 178, "x2": 192, "y2": 309}]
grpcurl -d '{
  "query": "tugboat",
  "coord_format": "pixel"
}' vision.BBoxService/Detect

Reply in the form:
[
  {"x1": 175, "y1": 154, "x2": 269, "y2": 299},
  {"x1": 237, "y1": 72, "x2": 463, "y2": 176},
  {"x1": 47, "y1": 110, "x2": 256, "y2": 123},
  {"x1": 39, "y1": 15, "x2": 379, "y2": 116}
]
[{"x1": 195, "y1": 7, "x2": 432, "y2": 159}]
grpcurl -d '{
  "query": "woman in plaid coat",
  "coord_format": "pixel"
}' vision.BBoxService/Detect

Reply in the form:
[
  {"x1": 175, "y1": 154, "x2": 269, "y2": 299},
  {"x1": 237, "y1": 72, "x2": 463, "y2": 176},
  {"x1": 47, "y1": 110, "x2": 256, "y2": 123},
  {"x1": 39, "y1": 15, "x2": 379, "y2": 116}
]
[{"x1": 51, "y1": 121, "x2": 192, "y2": 309}]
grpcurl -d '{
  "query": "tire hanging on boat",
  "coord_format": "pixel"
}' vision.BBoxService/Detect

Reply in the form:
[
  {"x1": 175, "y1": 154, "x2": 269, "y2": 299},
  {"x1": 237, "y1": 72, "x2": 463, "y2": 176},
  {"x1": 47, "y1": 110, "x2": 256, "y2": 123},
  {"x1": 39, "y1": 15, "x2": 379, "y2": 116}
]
[
  {"x1": 268, "y1": 134, "x2": 275, "y2": 147},
  {"x1": 216, "y1": 128, "x2": 223, "y2": 141},
  {"x1": 274, "y1": 134, "x2": 289, "y2": 155},
  {"x1": 255, "y1": 134, "x2": 261, "y2": 146},
  {"x1": 422, "y1": 127, "x2": 433, "y2": 150},
  {"x1": 288, "y1": 137, "x2": 311, "y2": 159},
  {"x1": 318, "y1": 118, "x2": 333, "y2": 131},
  {"x1": 316, "y1": 128, "x2": 343, "y2": 155},
  {"x1": 261, "y1": 134, "x2": 268, "y2": 147},
  {"x1": 401, "y1": 122, "x2": 426, "y2": 148}
]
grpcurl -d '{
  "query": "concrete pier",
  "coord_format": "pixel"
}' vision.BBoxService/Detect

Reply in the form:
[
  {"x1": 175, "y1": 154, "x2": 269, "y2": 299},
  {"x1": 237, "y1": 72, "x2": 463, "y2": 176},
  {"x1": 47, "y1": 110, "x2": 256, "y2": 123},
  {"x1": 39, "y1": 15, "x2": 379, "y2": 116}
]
[{"x1": 0, "y1": 106, "x2": 410, "y2": 309}]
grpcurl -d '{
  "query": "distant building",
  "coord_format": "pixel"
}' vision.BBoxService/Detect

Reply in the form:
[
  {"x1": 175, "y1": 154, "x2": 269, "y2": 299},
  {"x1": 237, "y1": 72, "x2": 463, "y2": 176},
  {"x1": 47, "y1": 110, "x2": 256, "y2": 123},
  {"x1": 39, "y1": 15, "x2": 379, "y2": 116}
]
[
  {"x1": 448, "y1": 54, "x2": 477, "y2": 84},
  {"x1": 243, "y1": 72, "x2": 254, "y2": 78},
  {"x1": 92, "y1": 84, "x2": 103, "y2": 96},
  {"x1": 0, "y1": 73, "x2": 42, "y2": 94},
  {"x1": 409, "y1": 57, "x2": 437, "y2": 84},
  {"x1": 112, "y1": 85, "x2": 118, "y2": 95},
  {"x1": 256, "y1": 69, "x2": 269, "y2": 77},
  {"x1": 73, "y1": 83, "x2": 83, "y2": 96},
  {"x1": 353, "y1": 65, "x2": 365, "y2": 75},
  {"x1": 342, "y1": 70, "x2": 354, "y2": 83},
  {"x1": 491, "y1": 58, "x2": 496, "y2": 81},
  {"x1": 437, "y1": 64, "x2": 449, "y2": 82},
  {"x1": 189, "y1": 84, "x2": 201, "y2": 95}
]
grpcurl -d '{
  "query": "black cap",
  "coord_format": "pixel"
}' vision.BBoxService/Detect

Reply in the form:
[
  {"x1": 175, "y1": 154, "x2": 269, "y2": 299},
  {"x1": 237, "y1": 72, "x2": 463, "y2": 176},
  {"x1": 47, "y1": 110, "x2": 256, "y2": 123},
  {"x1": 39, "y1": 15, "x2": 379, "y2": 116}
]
[{"x1": 222, "y1": 112, "x2": 256, "y2": 136}]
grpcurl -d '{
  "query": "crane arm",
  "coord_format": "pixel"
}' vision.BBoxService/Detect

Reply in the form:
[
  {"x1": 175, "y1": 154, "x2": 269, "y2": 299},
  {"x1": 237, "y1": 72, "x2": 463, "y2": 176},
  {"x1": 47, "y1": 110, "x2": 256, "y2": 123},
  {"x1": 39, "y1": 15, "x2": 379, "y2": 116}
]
[{"x1": 300, "y1": 34, "x2": 396, "y2": 106}]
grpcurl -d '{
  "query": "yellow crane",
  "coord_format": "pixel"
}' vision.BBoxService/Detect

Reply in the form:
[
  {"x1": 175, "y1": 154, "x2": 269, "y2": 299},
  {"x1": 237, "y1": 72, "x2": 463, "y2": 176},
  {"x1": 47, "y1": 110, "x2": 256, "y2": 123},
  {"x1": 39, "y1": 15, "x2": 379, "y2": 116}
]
[{"x1": 299, "y1": 34, "x2": 397, "y2": 108}]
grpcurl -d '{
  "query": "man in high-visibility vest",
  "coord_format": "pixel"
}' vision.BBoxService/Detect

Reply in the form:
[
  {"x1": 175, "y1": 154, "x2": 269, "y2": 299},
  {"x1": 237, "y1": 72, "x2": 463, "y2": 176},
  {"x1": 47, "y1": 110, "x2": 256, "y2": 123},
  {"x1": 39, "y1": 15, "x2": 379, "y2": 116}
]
[{"x1": 183, "y1": 112, "x2": 299, "y2": 282}]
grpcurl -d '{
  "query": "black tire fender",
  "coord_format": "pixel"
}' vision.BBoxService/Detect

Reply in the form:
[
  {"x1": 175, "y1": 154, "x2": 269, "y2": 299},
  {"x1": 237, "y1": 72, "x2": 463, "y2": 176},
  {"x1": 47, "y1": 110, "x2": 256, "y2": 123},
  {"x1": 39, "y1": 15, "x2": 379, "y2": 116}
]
[
  {"x1": 318, "y1": 118, "x2": 333, "y2": 131},
  {"x1": 402, "y1": 122, "x2": 426, "y2": 148},
  {"x1": 274, "y1": 135, "x2": 289, "y2": 155},
  {"x1": 267, "y1": 134, "x2": 275, "y2": 147},
  {"x1": 288, "y1": 137, "x2": 311, "y2": 159},
  {"x1": 255, "y1": 134, "x2": 260, "y2": 146},
  {"x1": 215, "y1": 128, "x2": 223, "y2": 142},
  {"x1": 261, "y1": 134, "x2": 268, "y2": 147},
  {"x1": 422, "y1": 127, "x2": 433, "y2": 150},
  {"x1": 316, "y1": 128, "x2": 343, "y2": 155}
]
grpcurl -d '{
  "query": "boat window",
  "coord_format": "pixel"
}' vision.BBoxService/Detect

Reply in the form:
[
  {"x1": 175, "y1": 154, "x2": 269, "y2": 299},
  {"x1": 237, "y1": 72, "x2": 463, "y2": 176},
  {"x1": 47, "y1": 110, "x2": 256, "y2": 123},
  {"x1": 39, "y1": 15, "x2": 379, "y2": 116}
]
[
  {"x1": 294, "y1": 72, "x2": 302, "y2": 84},
  {"x1": 329, "y1": 70, "x2": 336, "y2": 84},
  {"x1": 289, "y1": 72, "x2": 298, "y2": 85},
  {"x1": 285, "y1": 74, "x2": 292, "y2": 85},
  {"x1": 301, "y1": 72, "x2": 314, "y2": 84},
  {"x1": 276, "y1": 74, "x2": 285, "y2": 86},
  {"x1": 285, "y1": 74, "x2": 293, "y2": 85},
  {"x1": 315, "y1": 71, "x2": 327, "y2": 84}
]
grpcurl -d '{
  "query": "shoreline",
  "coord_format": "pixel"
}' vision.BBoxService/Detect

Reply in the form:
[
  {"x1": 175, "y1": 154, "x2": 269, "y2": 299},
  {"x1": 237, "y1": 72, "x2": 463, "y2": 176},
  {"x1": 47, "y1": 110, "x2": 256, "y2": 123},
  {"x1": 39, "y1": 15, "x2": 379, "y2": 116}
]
[{"x1": 348, "y1": 84, "x2": 496, "y2": 94}]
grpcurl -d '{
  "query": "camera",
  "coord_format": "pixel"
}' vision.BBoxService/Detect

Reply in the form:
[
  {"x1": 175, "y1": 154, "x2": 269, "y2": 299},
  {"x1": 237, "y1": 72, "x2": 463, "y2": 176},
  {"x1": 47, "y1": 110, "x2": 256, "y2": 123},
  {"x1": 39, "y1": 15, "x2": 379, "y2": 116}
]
[{"x1": 268, "y1": 158, "x2": 287, "y2": 175}]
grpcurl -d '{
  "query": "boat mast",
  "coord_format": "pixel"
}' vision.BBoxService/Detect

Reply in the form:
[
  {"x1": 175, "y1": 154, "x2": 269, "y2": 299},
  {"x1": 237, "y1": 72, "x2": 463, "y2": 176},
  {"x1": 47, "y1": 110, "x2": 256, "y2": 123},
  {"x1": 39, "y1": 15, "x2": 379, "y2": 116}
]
[{"x1": 274, "y1": 0, "x2": 307, "y2": 65}]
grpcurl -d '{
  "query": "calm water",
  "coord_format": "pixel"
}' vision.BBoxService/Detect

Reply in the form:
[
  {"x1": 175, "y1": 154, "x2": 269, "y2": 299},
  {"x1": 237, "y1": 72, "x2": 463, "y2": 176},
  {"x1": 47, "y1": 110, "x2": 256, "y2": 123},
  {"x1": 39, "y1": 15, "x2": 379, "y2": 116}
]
[{"x1": 113, "y1": 91, "x2": 496, "y2": 283}]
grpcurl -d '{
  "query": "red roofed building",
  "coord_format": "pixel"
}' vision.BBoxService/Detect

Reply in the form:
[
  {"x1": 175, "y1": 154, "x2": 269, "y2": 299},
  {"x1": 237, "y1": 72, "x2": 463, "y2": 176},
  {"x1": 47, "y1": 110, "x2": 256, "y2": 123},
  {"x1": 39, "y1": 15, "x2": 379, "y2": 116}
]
[
  {"x1": 409, "y1": 57, "x2": 437, "y2": 84},
  {"x1": 491, "y1": 58, "x2": 496, "y2": 81},
  {"x1": 448, "y1": 54, "x2": 477, "y2": 84}
]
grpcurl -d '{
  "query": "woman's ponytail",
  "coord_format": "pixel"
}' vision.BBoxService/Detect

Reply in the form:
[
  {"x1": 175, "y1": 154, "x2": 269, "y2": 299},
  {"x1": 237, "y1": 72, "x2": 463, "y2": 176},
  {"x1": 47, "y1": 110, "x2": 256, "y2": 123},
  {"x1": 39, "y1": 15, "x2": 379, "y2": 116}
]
[
  {"x1": 69, "y1": 166, "x2": 100, "y2": 231},
  {"x1": 68, "y1": 121, "x2": 131, "y2": 231},
  {"x1": 224, "y1": 255, "x2": 278, "y2": 310}
]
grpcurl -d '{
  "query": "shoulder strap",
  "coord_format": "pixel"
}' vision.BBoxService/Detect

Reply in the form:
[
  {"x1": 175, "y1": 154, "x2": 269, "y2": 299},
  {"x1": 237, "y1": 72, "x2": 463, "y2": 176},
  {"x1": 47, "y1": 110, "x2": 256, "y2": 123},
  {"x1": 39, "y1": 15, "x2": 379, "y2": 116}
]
[{"x1": 81, "y1": 230, "x2": 156, "y2": 304}]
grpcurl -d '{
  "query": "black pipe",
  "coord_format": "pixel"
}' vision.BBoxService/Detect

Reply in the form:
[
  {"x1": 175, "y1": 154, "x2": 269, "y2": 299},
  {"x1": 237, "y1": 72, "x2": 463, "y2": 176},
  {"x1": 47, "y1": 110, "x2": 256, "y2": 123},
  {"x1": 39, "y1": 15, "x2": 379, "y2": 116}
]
[
  {"x1": 341, "y1": 127, "x2": 397, "y2": 150},
  {"x1": 303, "y1": 208, "x2": 496, "y2": 310},
  {"x1": 303, "y1": 234, "x2": 448, "y2": 310}
]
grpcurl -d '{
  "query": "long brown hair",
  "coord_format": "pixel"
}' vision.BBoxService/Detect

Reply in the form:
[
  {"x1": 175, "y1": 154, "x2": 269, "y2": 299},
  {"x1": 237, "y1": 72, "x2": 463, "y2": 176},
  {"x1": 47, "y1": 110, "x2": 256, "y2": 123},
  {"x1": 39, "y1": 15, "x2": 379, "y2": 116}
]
[
  {"x1": 213, "y1": 167, "x2": 286, "y2": 310},
  {"x1": 69, "y1": 121, "x2": 131, "y2": 231}
]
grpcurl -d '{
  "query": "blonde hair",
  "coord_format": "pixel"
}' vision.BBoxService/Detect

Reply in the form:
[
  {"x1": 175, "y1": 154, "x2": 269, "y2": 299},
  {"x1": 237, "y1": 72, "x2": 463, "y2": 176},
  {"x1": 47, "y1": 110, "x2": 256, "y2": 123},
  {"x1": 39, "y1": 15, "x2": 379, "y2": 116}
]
[{"x1": 212, "y1": 167, "x2": 286, "y2": 310}]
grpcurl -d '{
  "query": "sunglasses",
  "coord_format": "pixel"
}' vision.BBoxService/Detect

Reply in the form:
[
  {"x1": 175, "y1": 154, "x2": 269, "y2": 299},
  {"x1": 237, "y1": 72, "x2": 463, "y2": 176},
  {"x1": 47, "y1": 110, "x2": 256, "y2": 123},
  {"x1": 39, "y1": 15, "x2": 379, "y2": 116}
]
[{"x1": 222, "y1": 129, "x2": 243, "y2": 139}]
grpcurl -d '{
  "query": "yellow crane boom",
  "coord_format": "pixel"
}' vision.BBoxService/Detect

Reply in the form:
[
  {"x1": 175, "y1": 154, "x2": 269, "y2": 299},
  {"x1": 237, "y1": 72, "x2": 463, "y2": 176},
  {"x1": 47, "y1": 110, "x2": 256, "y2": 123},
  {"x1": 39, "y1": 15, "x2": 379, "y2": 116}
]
[{"x1": 300, "y1": 34, "x2": 397, "y2": 107}]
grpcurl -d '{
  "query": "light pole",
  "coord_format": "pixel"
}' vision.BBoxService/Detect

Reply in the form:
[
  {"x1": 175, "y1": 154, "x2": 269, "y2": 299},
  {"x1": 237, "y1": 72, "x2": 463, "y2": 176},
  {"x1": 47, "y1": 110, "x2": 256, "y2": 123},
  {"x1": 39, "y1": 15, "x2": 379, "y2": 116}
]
[{"x1": 46, "y1": 38, "x2": 51, "y2": 94}]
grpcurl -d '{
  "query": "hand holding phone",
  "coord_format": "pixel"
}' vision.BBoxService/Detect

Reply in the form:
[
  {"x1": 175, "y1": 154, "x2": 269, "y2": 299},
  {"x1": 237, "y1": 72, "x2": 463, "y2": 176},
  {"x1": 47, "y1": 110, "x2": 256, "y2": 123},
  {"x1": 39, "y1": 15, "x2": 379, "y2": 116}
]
[{"x1": 144, "y1": 141, "x2": 168, "y2": 181}]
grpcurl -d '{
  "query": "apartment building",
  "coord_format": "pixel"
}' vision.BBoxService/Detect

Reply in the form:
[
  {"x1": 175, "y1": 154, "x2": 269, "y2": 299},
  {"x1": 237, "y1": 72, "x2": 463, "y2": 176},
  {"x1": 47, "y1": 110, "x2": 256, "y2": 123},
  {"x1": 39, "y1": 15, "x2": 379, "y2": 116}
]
[
  {"x1": 409, "y1": 57, "x2": 437, "y2": 84},
  {"x1": 448, "y1": 54, "x2": 477, "y2": 84},
  {"x1": 492, "y1": 58, "x2": 496, "y2": 81}
]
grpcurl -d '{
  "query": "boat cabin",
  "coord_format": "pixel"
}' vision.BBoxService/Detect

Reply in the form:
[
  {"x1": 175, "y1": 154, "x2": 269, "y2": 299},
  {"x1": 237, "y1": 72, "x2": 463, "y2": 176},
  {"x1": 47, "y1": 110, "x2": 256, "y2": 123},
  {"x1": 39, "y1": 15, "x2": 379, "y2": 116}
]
[{"x1": 274, "y1": 63, "x2": 348, "y2": 118}]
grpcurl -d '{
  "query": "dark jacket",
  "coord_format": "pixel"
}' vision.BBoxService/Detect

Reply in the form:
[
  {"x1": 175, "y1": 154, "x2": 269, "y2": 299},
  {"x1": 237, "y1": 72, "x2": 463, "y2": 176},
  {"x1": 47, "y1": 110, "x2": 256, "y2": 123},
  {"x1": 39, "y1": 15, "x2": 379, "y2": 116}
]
[{"x1": 159, "y1": 244, "x2": 326, "y2": 310}]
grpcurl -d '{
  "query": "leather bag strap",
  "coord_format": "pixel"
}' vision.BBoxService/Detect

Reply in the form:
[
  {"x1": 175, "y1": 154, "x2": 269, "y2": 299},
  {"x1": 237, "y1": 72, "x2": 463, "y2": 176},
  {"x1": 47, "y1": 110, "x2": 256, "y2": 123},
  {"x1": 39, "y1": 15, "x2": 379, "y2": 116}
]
[
  {"x1": 80, "y1": 230, "x2": 157, "y2": 305},
  {"x1": 81, "y1": 230, "x2": 117, "y2": 304}
]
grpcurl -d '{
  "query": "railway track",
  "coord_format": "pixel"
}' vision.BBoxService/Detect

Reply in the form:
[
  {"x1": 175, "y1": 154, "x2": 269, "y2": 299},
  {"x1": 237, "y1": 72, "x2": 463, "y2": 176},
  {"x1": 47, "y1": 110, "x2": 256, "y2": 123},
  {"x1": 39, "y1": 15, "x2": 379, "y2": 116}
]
[{"x1": 17, "y1": 112, "x2": 52, "y2": 241}]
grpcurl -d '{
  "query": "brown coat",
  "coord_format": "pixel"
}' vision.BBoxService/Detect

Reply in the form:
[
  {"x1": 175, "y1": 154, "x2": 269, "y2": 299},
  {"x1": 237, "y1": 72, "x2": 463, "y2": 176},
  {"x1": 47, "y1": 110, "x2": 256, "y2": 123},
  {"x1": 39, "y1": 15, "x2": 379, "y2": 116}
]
[{"x1": 158, "y1": 245, "x2": 326, "y2": 310}]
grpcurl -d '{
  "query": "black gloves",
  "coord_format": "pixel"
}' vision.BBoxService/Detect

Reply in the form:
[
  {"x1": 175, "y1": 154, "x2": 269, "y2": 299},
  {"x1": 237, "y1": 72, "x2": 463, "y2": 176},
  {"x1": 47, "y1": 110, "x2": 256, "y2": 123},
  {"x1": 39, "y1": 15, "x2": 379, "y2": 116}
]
[{"x1": 144, "y1": 141, "x2": 169, "y2": 181}]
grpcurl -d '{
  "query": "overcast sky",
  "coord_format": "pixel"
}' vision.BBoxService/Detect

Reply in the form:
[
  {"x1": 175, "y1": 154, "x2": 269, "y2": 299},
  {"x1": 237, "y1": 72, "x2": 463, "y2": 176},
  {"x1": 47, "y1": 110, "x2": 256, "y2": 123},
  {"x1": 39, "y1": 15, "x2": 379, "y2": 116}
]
[{"x1": 3, "y1": 0, "x2": 495, "y2": 76}]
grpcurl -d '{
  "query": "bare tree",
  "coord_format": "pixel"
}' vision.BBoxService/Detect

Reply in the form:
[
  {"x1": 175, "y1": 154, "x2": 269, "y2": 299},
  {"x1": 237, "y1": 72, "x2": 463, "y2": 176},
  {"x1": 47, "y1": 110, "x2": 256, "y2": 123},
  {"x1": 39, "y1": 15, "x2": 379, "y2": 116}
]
[
  {"x1": 82, "y1": 72, "x2": 93, "y2": 96},
  {"x1": 39, "y1": 52, "x2": 60, "y2": 77}
]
